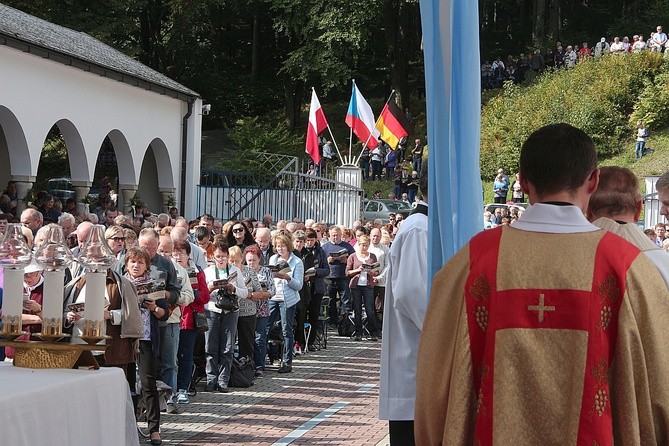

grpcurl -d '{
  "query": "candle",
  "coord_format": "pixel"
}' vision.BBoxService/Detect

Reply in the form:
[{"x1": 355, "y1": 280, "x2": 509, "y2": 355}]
[
  {"x1": 0, "y1": 223, "x2": 32, "y2": 335},
  {"x1": 41, "y1": 270, "x2": 64, "y2": 336},
  {"x1": 1, "y1": 268, "x2": 24, "y2": 334},
  {"x1": 83, "y1": 271, "x2": 106, "y2": 334}
]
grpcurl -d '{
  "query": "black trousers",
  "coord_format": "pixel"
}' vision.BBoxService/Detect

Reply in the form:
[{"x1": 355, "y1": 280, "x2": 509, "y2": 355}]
[
  {"x1": 307, "y1": 292, "x2": 323, "y2": 345},
  {"x1": 237, "y1": 314, "x2": 256, "y2": 360},
  {"x1": 138, "y1": 340, "x2": 161, "y2": 434},
  {"x1": 389, "y1": 420, "x2": 415, "y2": 446}
]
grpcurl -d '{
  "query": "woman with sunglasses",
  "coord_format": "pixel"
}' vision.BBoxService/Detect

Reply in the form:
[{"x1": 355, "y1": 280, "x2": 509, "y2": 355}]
[
  {"x1": 105, "y1": 225, "x2": 127, "y2": 260},
  {"x1": 225, "y1": 220, "x2": 256, "y2": 251}
]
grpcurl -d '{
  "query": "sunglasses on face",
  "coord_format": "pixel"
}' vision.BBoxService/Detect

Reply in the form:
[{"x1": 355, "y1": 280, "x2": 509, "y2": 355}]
[
  {"x1": 232, "y1": 227, "x2": 245, "y2": 233},
  {"x1": 109, "y1": 237, "x2": 126, "y2": 242}
]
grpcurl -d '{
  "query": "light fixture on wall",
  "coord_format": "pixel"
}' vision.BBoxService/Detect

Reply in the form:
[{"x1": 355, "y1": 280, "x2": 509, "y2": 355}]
[{"x1": 202, "y1": 104, "x2": 211, "y2": 115}]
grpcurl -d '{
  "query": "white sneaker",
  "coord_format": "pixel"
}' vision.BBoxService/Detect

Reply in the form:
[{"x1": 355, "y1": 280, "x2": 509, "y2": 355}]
[{"x1": 176, "y1": 390, "x2": 189, "y2": 404}]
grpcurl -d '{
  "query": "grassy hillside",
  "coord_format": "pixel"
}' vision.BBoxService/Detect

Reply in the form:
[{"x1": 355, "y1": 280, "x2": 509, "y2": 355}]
[{"x1": 480, "y1": 52, "x2": 669, "y2": 183}]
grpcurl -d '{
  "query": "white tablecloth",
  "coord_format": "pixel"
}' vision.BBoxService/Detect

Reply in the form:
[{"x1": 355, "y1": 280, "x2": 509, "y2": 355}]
[{"x1": 0, "y1": 362, "x2": 139, "y2": 445}]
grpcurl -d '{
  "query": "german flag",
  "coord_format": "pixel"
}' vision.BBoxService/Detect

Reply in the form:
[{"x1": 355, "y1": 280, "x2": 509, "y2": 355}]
[{"x1": 375, "y1": 100, "x2": 412, "y2": 149}]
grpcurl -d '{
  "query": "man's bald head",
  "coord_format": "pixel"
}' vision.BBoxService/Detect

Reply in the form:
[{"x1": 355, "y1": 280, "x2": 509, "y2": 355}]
[{"x1": 76, "y1": 221, "x2": 94, "y2": 248}]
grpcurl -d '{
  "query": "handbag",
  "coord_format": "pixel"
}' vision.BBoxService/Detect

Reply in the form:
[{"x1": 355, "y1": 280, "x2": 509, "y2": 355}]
[
  {"x1": 195, "y1": 310, "x2": 208, "y2": 334},
  {"x1": 215, "y1": 289, "x2": 239, "y2": 311},
  {"x1": 213, "y1": 266, "x2": 239, "y2": 311}
]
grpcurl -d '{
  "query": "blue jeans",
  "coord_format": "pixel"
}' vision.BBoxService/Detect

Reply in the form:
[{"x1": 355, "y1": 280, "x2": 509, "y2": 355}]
[
  {"x1": 162, "y1": 323, "x2": 180, "y2": 399},
  {"x1": 636, "y1": 140, "x2": 645, "y2": 159},
  {"x1": 205, "y1": 309, "x2": 239, "y2": 388},
  {"x1": 267, "y1": 300, "x2": 297, "y2": 365},
  {"x1": 328, "y1": 277, "x2": 352, "y2": 320},
  {"x1": 413, "y1": 157, "x2": 422, "y2": 174},
  {"x1": 177, "y1": 328, "x2": 197, "y2": 391},
  {"x1": 254, "y1": 316, "x2": 270, "y2": 371},
  {"x1": 352, "y1": 286, "x2": 378, "y2": 337}
]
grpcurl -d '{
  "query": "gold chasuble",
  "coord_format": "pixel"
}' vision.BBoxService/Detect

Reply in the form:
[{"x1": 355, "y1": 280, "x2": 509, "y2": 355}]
[{"x1": 416, "y1": 225, "x2": 669, "y2": 446}]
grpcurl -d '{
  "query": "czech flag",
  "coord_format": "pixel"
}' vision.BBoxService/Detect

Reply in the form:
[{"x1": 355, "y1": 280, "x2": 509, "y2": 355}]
[
  {"x1": 305, "y1": 89, "x2": 328, "y2": 164},
  {"x1": 375, "y1": 100, "x2": 412, "y2": 149},
  {"x1": 345, "y1": 82, "x2": 379, "y2": 149}
]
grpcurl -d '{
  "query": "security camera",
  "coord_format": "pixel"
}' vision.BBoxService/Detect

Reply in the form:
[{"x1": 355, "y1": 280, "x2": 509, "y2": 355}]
[{"x1": 202, "y1": 104, "x2": 211, "y2": 115}]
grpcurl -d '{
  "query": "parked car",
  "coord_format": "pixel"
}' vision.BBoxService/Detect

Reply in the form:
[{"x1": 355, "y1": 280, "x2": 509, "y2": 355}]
[
  {"x1": 46, "y1": 177, "x2": 100, "y2": 202},
  {"x1": 46, "y1": 177, "x2": 75, "y2": 201},
  {"x1": 361, "y1": 199, "x2": 412, "y2": 223}
]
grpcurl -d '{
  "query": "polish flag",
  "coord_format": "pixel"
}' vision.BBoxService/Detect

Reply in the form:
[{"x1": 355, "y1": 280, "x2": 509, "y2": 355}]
[{"x1": 306, "y1": 89, "x2": 328, "y2": 164}]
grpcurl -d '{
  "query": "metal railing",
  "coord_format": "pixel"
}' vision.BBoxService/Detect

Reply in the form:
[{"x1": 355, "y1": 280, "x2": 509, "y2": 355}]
[{"x1": 196, "y1": 154, "x2": 362, "y2": 223}]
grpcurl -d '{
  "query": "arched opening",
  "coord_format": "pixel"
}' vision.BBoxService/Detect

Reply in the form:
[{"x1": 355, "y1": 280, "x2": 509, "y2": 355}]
[
  {"x1": 0, "y1": 106, "x2": 31, "y2": 217},
  {"x1": 34, "y1": 124, "x2": 72, "y2": 221},
  {"x1": 137, "y1": 138, "x2": 173, "y2": 214},
  {"x1": 91, "y1": 136, "x2": 120, "y2": 207}
]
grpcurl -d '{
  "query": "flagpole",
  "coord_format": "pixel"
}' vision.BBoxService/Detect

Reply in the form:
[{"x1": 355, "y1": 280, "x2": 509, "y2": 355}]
[
  {"x1": 353, "y1": 89, "x2": 396, "y2": 166},
  {"x1": 327, "y1": 124, "x2": 345, "y2": 165},
  {"x1": 347, "y1": 79, "x2": 356, "y2": 165}
]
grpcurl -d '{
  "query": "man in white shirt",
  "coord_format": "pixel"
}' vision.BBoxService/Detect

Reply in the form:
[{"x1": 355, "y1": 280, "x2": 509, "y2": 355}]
[
  {"x1": 652, "y1": 26, "x2": 667, "y2": 51},
  {"x1": 379, "y1": 161, "x2": 428, "y2": 446}
]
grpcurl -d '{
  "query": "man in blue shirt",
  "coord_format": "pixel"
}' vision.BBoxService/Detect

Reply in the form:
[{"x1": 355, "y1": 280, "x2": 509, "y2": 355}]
[{"x1": 320, "y1": 226, "x2": 355, "y2": 323}]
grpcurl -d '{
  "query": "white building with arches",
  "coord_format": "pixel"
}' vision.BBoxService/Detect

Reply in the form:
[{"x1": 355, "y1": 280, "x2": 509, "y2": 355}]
[{"x1": 0, "y1": 3, "x2": 202, "y2": 218}]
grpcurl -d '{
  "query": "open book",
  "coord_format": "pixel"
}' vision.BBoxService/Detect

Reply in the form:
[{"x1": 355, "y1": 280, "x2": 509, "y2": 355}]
[
  {"x1": 361, "y1": 262, "x2": 381, "y2": 273},
  {"x1": 268, "y1": 260, "x2": 291, "y2": 274},
  {"x1": 212, "y1": 271, "x2": 238, "y2": 289},
  {"x1": 187, "y1": 268, "x2": 198, "y2": 285},
  {"x1": 304, "y1": 267, "x2": 316, "y2": 278},
  {"x1": 136, "y1": 278, "x2": 167, "y2": 301},
  {"x1": 329, "y1": 248, "x2": 349, "y2": 258}
]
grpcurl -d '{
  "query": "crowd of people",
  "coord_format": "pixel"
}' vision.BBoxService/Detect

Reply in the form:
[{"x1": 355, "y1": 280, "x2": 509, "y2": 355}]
[
  {"x1": 0, "y1": 185, "x2": 425, "y2": 445},
  {"x1": 481, "y1": 25, "x2": 669, "y2": 89}
]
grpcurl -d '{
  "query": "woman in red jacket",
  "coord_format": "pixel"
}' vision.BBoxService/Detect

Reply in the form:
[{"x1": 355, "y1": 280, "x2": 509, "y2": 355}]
[{"x1": 173, "y1": 240, "x2": 210, "y2": 403}]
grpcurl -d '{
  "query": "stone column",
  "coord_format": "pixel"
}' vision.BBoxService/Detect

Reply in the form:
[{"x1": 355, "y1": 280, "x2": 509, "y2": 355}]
[
  {"x1": 11, "y1": 175, "x2": 36, "y2": 215},
  {"x1": 71, "y1": 181, "x2": 92, "y2": 217},
  {"x1": 160, "y1": 188, "x2": 177, "y2": 214},
  {"x1": 119, "y1": 184, "x2": 138, "y2": 216}
]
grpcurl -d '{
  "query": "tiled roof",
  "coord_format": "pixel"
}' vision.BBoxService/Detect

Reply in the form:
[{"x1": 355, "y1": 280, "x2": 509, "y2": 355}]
[{"x1": 0, "y1": 3, "x2": 199, "y2": 98}]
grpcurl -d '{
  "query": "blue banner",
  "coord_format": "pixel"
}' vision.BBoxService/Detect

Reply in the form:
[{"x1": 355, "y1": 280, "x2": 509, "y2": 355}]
[{"x1": 420, "y1": 0, "x2": 483, "y2": 292}]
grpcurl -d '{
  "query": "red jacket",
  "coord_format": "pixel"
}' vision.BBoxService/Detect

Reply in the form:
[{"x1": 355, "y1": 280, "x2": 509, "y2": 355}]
[{"x1": 180, "y1": 269, "x2": 210, "y2": 330}]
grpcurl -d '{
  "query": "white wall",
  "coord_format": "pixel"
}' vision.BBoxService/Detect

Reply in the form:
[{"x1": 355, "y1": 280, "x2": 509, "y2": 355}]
[{"x1": 0, "y1": 44, "x2": 200, "y2": 216}]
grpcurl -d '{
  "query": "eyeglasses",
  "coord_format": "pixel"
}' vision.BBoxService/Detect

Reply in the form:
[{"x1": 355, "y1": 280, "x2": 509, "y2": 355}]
[
  {"x1": 232, "y1": 227, "x2": 245, "y2": 233},
  {"x1": 109, "y1": 237, "x2": 126, "y2": 242},
  {"x1": 213, "y1": 255, "x2": 228, "y2": 261}
]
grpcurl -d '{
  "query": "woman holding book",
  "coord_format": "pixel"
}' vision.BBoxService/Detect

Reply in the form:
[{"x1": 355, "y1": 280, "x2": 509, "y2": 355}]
[
  {"x1": 203, "y1": 241, "x2": 247, "y2": 392},
  {"x1": 244, "y1": 245, "x2": 276, "y2": 377},
  {"x1": 173, "y1": 240, "x2": 210, "y2": 403},
  {"x1": 124, "y1": 247, "x2": 169, "y2": 446},
  {"x1": 345, "y1": 235, "x2": 379, "y2": 341},
  {"x1": 268, "y1": 232, "x2": 304, "y2": 373},
  {"x1": 228, "y1": 245, "x2": 260, "y2": 362}
]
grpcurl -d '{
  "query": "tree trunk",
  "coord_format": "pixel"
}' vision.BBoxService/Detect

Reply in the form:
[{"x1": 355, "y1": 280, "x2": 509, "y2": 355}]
[
  {"x1": 383, "y1": 0, "x2": 415, "y2": 111},
  {"x1": 532, "y1": 0, "x2": 547, "y2": 46},
  {"x1": 250, "y1": 2, "x2": 260, "y2": 83},
  {"x1": 283, "y1": 78, "x2": 304, "y2": 131},
  {"x1": 548, "y1": 0, "x2": 561, "y2": 41}
]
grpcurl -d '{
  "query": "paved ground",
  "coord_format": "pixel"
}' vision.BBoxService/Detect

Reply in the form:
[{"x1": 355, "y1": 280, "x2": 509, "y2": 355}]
[{"x1": 150, "y1": 330, "x2": 390, "y2": 445}]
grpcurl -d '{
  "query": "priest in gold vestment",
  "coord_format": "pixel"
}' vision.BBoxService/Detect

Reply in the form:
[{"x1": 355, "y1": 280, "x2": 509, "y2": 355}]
[{"x1": 415, "y1": 123, "x2": 669, "y2": 445}]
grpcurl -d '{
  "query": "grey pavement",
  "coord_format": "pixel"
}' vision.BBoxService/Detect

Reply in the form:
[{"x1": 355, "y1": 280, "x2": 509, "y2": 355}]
[{"x1": 141, "y1": 329, "x2": 391, "y2": 445}]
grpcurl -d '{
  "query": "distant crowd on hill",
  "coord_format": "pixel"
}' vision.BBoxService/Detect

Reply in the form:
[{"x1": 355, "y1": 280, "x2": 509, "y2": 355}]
[{"x1": 482, "y1": 25, "x2": 669, "y2": 89}]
